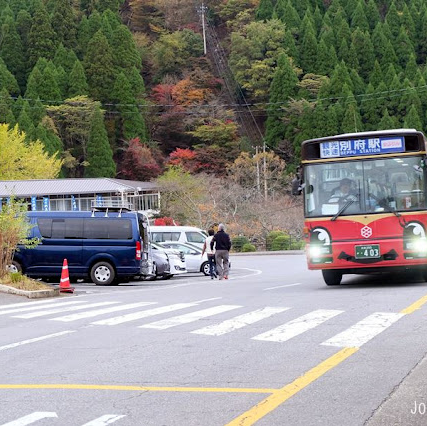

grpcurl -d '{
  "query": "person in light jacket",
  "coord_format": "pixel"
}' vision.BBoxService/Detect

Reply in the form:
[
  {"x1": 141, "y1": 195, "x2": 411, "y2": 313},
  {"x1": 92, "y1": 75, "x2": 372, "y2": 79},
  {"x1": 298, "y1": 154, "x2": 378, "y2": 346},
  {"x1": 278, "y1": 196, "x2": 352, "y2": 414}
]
[
  {"x1": 210, "y1": 223, "x2": 231, "y2": 280},
  {"x1": 202, "y1": 229, "x2": 217, "y2": 279}
]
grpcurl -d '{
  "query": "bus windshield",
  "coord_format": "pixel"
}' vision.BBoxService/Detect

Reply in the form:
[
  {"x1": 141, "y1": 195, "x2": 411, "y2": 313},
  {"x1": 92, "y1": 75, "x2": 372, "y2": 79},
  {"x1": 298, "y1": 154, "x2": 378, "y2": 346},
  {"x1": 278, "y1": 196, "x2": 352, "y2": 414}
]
[{"x1": 304, "y1": 156, "x2": 425, "y2": 217}]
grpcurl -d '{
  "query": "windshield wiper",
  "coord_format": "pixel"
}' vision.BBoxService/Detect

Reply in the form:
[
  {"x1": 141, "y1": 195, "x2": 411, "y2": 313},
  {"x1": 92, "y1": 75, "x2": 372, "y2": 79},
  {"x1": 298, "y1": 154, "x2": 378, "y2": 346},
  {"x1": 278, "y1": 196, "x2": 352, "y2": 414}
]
[
  {"x1": 331, "y1": 195, "x2": 358, "y2": 221},
  {"x1": 368, "y1": 192, "x2": 401, "y2": 218}
]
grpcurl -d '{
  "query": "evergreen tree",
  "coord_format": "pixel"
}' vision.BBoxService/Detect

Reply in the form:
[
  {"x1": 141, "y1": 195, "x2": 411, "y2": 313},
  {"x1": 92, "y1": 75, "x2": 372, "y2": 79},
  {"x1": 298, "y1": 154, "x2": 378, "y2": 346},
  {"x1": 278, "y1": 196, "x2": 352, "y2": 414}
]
[
  {"x1": 341, "y1": 102, "x2": 363, "y2": 133},
  {"x1": 95, "y1": 0, "x2": 119, "y2": 13},
  {"x1": 51, "y1": 0, "x2": 77, "y2": 49},
  {"x1": 12, "y1": 95, "x2": 24, "y2": 119},
  {"x1": 366, "y1": 0, "x2": 380, "y2": 30},
  {"x1": 0, "y1": 88, "x2": 14, "y2": 124},
  {"x1": 0, "y1": 58, "x2": 19, "y2": 95},
  {"x1": 84, "y1": 30, "x2": 116, "y2": 101},
  {"x1": 351, "y1": 1, "x2": 369, "y2": 32},
  {"x1": 379, "y1": 108, "x2": 398, "y2": 129},
  {"x1": 111, "y1": 25, "x2": 141, "y2": 72},
  {"x1": 283, "y1": 30, "x2": 299, "y2": 63},
  {"x1": 37, "y1": 61, "x2": 62, "y2": 102},
  {"x1": 24, "y1": 65, "x2": 44, "y2": 100},
  {"x1": 68, "y1": 59, "x2": 89, "y2": 97},
  {"x1": 30, "y1": 98, "x2": 46, "y2": 126},
  {"x1": 0, "y1": 17, "x2": 26, "y2": 91},
  {"x1": 400, "y1": 4, "x2": 416, "y2": 45},
  {"x1": 76, "y1": 15, "x2": 91, "y2": 57},
  {"x1": 405, "y1": 54, "x2": 418, "y2": 81},
  {"x1": 255, "y1": 0, "x2": 274, "y2": 21},
  {"x1": 361, "y1": 83, "x2": 381, "y2": 131},
  {"x1": 53, "y1": 43, "x2": 77, "y2": 73},
  {"x1": 283, "y1": 0, "x2": 300, "y2": 35},
  {"x1": 17, "y1": 101, "x2": 35, "y2": 136},
  {"x1": 385, "y1": 1, "x2": 400, "y2": 40},
  {"x1": 394, "y1": 25, "x2": 415, "y2": 69},
  {"x1": 273, "y1": 0, "x2": 286, "y2": 21},
  {"x1": 369, "y1": 61, "x2": 384, "y2": 89},
  {"x1": 111, "y1": 72, "x2": 147, "y2": 140},
  {"x1": 404, "y1": 104, "x2": 422, "y2": 130},
  {"x1": 265, "y1": 53, "x2": 298, "y2": 147},
  {"x1": 27, "y1": 3, "x2": 57, "y2": 68},
  {"x1": 85, "y1": 107, "x2": 116, "y2": 177},
  {"x1": 381, "y1": 40, "x2": 398, "y2": 70},
  {"x1": 16, "y1": 9, "x2": 32, "y2": 57},
  {"x1": 351, "y1": 29, "x2": 375, "y2": 81},
  {"x1": 127, "y1": 66, "x2": 146, "y2": 97},
  {"x1": 398, "y1": 79, "x2": 422, "y2": 122},
  {"x1": 300, "y1": 23, "x2": 318, "y2": 72},
  {"x1": 56, "y1": 65, "x2": 68, "y2": 98}
]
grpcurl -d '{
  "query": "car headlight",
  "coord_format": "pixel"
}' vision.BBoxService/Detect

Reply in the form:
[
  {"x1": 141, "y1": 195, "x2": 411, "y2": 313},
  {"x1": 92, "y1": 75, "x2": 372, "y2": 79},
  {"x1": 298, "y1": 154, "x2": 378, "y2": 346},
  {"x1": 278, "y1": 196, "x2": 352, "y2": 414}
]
[
  {"x1": 309, "y1": 246, "x2": 322, "y2": 257},
  {"x1": 413, "y1": 239, "x2": 427, "y2": 253}
]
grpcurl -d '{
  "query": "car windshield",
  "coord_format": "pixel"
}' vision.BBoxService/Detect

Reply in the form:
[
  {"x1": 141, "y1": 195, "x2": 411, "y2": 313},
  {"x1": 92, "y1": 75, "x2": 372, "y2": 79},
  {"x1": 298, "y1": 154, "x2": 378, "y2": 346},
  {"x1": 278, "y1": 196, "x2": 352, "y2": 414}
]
[{"x1": 304, "y1": 156, "x2": 426, "y2": 217}]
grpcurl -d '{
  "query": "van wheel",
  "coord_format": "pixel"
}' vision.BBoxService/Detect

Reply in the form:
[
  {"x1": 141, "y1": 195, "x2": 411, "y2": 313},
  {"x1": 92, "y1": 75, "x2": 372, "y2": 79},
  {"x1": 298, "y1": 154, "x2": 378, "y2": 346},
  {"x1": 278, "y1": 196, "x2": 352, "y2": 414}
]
[
  {"x1": 322, "y1": 269, "x2": 342, "y2": 286},
  {"x1": 7, "y1": 261, "x2": 22, "y2": 274},
  {"x1": 91, "y1": 262, "x2": 115, "y2": 286},
  {"x1": 201, "y1": 261, "x2": 210, "y2": 276}
]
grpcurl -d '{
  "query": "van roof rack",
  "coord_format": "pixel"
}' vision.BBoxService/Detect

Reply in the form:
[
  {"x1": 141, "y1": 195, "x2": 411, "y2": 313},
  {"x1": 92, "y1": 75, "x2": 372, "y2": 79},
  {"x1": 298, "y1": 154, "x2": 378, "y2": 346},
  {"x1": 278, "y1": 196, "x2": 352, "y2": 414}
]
[{"x1": 90, "y1": 206, "x2": 133, "y2": 217}]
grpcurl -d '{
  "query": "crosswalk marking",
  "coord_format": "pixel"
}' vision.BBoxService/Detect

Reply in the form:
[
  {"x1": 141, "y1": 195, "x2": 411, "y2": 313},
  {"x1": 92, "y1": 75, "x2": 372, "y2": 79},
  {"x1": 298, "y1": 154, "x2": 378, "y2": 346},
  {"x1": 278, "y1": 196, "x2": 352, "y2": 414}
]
[
  {"x1": 92, "y1": 303, "x2": 200, "y2": 326},
  {"x1": 50, "y1": 302, "x2": 157, "y2": 322},
  {"x1": 191, "y1": 307, "x2": 289, "y2": 336},
  {"x1": 0, "y1": 412, "x2": 58, "y2": 426},
  {"x1": 0, "y1": 298, "x2": 68, "y2": 310},
  {"x1": 252, "y1": 309, "x2": 344, "y2": 343},
  {"x1": 13, "y1": 302, "x2": 118, "y2": 319},
  {"x1": 139, "y1": 305, "x2": 242, "y2": 330},
  {"x1": 0, "y1": 300, "x2": 85, "y2": 316},
  {"x1": 0, "y1": 331, "x2": 75, "y2": 352},
  {"x1": 321, "y1": 312, "x2": 405, "y2": 348},
  {"x1": 81, "y1": 414, "x2": 126, "y2": 425}
]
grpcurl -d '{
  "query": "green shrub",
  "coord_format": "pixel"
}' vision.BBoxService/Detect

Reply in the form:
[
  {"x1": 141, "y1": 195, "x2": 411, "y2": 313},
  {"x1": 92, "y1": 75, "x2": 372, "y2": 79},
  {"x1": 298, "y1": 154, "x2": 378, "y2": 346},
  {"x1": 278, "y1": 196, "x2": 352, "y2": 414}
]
[
  {"x1": 10, "y1": 272, "x2": 23, "y2": 283},
  {"x1": 242, "y1": 243, "x2": 256, "y2": 252},
  {"x1": 271, "y1": 235, "x2": 290, "y2": 250},
  {"x1": 232, "y1": 235, "x2": 250, "y2": 252},
  {"x1": 266, "y1": 230, "x2": 286, "y2": 250}
]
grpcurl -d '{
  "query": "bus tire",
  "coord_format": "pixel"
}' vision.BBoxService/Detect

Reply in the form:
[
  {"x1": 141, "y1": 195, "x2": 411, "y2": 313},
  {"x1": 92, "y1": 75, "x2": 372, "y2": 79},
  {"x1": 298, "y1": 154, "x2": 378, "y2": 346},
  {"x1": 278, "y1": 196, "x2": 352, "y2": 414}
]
[{"x1": 322, "y1": 269, "x2": 342, "y2": 286}]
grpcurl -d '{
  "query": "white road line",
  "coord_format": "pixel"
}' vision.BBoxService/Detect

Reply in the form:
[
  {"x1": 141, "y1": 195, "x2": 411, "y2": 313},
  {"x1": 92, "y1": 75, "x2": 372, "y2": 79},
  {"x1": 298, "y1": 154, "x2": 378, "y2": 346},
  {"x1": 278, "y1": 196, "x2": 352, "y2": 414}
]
[
  {"x1": 139, "y1": 305, "x2": 242, "y2": 330},
  {"x1": 252, "y1": 309, "x2": 344, "y2": 343},
  {"x1": 13, "y1": 302, "x2": 118, "y2": 319},
  {"x1": 0, "y1": 298, "x2": 68, "y2": 310},
  {"x1": 191, "y1": 307, "x2": 289, "y2": 336},
  {"x1": 228, "y1": 268, "x2": 262, "y2": 280},
  {"x1": 0, "y1": 331, "x2": 75, "y2": 352},
  {"x1": 321, "y1": 312, "x2": 405, "y2": 348},
  {"x1": 0, "y1": 412, "x2": 58, "y2": 426},
  {"x1": 92, "y1": 303, "x2": 199, "y2": 326},
  {"x1": 0, "y1": 301, "x2": 85, "y2": 316},
  {"x1": 50, "y1": 302, "x2": 157, "y2": 322},
  {"x1": 191, "y1": 297, "x2": 222, "y2": 303},
  {"x1": 81, "y1": 414, "x2": 126, "y2": 426},
  {"x1": 263, "y1": 283, "x2": 301, "y2": 290}
]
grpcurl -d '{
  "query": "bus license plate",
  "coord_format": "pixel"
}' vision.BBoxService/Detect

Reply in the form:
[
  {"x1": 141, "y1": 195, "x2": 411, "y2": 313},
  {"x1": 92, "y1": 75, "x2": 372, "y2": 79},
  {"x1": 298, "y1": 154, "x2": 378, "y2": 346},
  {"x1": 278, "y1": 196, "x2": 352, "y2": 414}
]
[{"x1": 355, "y1": 244, "x2": 380, "y2": 259}]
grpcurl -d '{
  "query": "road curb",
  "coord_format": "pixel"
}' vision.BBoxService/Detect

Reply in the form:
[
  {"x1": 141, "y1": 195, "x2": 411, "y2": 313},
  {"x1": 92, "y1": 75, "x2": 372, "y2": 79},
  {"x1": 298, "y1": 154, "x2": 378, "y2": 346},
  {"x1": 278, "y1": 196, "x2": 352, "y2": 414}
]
[{"x1": 0, "y1": 284, "x2": 60, "y2": 299}]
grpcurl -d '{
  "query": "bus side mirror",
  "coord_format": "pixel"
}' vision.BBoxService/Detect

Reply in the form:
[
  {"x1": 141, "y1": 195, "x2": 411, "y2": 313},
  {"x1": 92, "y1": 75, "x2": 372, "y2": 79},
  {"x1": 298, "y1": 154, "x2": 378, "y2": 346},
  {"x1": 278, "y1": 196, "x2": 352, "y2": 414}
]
[{"x1": 291, "y1": 177, "x2": 302, "y2": 196}]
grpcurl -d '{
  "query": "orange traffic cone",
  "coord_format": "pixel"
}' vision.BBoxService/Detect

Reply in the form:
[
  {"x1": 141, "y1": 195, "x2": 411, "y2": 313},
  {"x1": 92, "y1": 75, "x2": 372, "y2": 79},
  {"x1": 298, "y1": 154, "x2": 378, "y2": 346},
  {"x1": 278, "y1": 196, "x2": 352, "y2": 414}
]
[{"x1": 59, "y1": 259, "x2": 74, "y2": 293}]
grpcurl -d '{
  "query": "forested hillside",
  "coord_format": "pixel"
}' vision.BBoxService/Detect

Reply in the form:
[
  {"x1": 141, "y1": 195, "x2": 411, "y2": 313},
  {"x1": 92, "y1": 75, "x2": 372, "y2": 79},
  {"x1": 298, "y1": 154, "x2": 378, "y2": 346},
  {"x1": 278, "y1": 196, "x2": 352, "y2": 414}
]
[{"x1": 0, "y1": 0, "x2": 426, "y2": 239}]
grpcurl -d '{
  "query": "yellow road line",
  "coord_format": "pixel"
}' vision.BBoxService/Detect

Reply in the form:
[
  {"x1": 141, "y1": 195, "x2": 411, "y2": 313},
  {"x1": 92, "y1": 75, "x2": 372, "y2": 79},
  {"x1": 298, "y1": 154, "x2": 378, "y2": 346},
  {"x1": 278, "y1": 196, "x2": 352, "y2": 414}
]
[
  {"x1": 400, "y1": 293, "x2": 427, "y2": 315},
  {"x1": 225, "y1": 347, "x2": 358, "y2": 425},
  {"x1": 0, "y1": 384, "x2": 276, "y2": 394}
]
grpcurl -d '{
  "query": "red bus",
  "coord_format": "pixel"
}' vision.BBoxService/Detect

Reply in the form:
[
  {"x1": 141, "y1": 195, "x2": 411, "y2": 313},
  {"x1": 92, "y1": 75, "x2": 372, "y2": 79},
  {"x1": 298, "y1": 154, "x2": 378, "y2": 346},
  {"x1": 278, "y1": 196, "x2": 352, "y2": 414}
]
[{"x1": 296, "y1": 129, "x2": 427, "y2": 285}]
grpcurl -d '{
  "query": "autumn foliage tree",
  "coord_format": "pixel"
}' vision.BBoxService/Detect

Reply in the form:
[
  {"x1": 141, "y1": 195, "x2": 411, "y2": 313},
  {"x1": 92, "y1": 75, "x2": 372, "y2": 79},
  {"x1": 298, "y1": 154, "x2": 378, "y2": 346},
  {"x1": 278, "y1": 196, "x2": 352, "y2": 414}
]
[{"x1": 118, "y1": 137, "x2": 162, "y2": 181}]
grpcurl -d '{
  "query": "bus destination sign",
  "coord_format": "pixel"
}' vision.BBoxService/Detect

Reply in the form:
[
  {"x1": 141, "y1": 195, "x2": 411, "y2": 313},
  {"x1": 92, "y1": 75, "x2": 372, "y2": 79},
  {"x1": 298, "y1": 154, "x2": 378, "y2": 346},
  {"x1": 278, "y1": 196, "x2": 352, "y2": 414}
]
[{"x1": 320, "y1": 137, "x2": 405, "y2": 159}]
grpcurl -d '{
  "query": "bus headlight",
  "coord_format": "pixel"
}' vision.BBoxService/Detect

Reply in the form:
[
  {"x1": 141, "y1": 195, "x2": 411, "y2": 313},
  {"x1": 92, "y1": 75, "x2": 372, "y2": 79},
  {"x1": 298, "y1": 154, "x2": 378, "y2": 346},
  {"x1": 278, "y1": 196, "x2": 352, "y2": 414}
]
[
  {"x1": 413, "y1": 239, "x2": 427, "y2": 253},
  {"x1": 309, "y1": 246, "x2": 322, "y2": 258}
]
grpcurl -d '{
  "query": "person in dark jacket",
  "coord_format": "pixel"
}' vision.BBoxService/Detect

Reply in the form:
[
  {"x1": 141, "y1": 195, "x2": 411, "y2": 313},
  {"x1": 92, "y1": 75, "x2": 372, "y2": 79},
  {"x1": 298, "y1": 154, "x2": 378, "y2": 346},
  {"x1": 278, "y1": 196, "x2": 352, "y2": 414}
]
[{"x1": 210, "y1": 223, "x2": 231, "y2": 280}]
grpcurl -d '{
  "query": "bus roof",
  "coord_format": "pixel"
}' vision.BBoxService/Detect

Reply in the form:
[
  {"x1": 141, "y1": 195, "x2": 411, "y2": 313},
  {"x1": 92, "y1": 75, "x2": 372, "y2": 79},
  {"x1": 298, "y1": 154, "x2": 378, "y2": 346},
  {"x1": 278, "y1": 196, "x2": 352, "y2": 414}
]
[{"x1": 301, "y1": 129, "x2": 423, "y2": 146}]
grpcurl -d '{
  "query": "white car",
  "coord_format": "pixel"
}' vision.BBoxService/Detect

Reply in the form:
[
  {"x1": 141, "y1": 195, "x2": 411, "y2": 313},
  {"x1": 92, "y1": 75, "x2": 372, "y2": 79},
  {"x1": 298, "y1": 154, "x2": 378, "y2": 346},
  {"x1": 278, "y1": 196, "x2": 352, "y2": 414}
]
[
  {"x1": 159, "y1": 242, "x2": 211, "y2": 275},
  {"x1": 151, "y1": 242, "x2": 187, "y2": 275}
]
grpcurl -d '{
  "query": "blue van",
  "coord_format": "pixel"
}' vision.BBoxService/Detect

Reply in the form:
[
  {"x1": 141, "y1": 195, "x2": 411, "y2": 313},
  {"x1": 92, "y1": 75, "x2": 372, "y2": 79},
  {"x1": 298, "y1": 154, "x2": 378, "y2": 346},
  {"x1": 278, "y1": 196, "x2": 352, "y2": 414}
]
[{"x1": 12, "y1": 210, "x2": 150, "y2": 285}]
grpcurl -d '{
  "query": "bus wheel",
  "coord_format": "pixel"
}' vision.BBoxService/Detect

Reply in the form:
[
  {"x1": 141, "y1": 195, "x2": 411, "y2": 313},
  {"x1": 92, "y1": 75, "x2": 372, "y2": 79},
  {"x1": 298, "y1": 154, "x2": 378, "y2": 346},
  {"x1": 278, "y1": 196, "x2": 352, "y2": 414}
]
[
  {"x1": 90, "y1": 261, "x2": 115, "y2": 286},
  {"x1": 322, "y1": 269, "x2": 342, "y2": 286}
]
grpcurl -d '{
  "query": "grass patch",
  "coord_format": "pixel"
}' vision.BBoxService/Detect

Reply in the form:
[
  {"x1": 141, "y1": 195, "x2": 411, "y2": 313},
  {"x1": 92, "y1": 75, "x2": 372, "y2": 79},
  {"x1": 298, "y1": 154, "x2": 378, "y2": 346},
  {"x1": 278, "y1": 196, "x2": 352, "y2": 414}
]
[{"x1": 0, "y1": 273, "x2": 53, "y2": 291}]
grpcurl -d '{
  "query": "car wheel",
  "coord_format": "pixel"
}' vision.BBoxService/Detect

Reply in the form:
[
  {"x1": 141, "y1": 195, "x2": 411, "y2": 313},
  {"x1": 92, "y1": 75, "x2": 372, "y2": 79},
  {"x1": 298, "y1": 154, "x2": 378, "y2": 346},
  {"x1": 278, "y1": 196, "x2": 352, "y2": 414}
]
[
  {"x1": 90, "y1": 261, "x2": 115, "y2": 286},
  {"x1": 162, "y1": 274, "x2": 173, "y2": 280},
  {"x1": 322, "y1": 269, "x2": 342, "y2": 286},
  {"x1": 201, "y1": 261, "x2": 210, "y2": 276},
  {"x1": 7, "y1": 260, "x2": 22, "y2": 274}
]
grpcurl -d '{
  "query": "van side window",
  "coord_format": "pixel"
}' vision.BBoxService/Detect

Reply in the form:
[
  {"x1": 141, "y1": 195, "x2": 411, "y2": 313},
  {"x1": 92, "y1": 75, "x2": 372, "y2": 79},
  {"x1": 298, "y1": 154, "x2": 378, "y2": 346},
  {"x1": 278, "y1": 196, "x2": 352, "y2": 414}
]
[
  {"x1": 51, "y1": 219, "x2": 65, "y2": 239},
  {"x1": 83, "y1": 219, "x2": 132, "y2": 239},
  {"x1": 65, "y1": 219, "x2": 84, "y2": 238},
  {"x1": 37, "y1": 218, "x2": 52, "y2": 238},
  {"x1": 186, "y1": 232, "x2": 205, "y2": 244}
]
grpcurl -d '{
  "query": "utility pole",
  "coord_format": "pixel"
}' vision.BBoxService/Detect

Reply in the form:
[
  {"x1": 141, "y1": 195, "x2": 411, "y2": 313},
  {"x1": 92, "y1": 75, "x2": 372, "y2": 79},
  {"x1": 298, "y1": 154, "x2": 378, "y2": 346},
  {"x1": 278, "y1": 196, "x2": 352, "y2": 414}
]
[
  {"x1": 201, "y1": 2, "x2": 207, "y2": 55},
  {"x1": 263, "y1": 142, "x2": 267, "y2": 200},
  {"x1": 255, "y1": 146, "x2": 260, "y2": 193}
]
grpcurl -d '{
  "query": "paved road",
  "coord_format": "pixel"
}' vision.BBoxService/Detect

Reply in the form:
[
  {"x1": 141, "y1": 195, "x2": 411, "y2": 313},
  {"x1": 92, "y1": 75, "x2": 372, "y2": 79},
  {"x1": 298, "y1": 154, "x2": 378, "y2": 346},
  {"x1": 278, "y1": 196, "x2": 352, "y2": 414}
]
[{"x1": 1, "y1": 255, "x2": 427, "y2": 425}]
